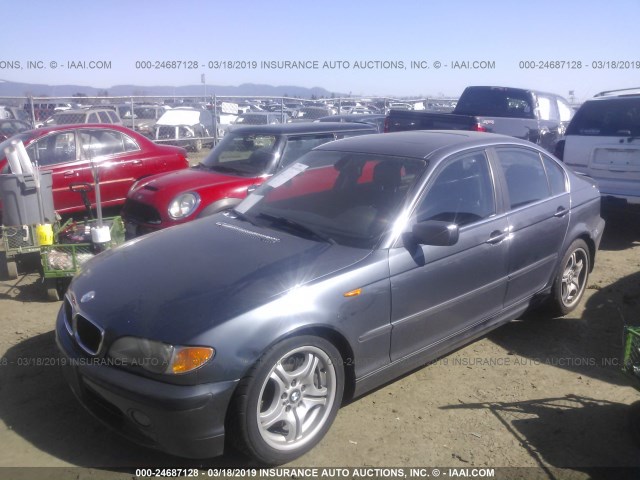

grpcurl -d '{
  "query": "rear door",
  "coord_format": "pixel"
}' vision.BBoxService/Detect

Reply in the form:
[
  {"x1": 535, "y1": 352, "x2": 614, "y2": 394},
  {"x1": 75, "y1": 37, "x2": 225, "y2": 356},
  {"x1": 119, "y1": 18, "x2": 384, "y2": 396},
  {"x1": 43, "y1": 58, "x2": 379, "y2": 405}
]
[
  {"x1": 77, "y1": 128, "x2": 145, "y2": 206},
  {"x1": 25, "y1": 129, "x2": 94, "y2": 213},
  {"x1": 491, "y1": 147, "x2": 570, "y2": 306}
]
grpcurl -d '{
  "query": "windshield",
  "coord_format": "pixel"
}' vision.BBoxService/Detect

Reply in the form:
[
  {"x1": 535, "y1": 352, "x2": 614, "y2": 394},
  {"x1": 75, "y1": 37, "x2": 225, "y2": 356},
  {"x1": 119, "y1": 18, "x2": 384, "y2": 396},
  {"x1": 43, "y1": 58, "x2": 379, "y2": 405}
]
[
  {"x1": 234, "y1": 151, "x2": 428, "y2": 248},
  {"x1": 454, "y1": 87, "x2": 535, "y2": 118},
  {"x1": 200, "y1": 132, "x2": 279, "y2": 176}
]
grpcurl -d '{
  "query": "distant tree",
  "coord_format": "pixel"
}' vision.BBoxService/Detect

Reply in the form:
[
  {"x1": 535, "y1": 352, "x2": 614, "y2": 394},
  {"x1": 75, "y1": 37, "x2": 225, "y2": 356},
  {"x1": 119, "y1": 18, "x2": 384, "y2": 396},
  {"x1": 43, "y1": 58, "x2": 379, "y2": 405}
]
[
  {"x1": 97, "y1": 90, "x2": 109, "y2": 97},
  {"x1": 311, "y1": 94, "x2": 317, "y2": 100},
  {"x1": 73, "y1": 93, "x2": 88, "y2": 98}
]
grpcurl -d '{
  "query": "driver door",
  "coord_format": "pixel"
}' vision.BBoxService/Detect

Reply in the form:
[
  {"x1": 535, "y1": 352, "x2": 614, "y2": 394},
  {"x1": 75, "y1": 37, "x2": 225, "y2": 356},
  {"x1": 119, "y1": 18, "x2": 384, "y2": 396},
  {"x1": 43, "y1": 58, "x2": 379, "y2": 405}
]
[{"x1": 388, "y1": 150, "x2": 509, "y2": 361}]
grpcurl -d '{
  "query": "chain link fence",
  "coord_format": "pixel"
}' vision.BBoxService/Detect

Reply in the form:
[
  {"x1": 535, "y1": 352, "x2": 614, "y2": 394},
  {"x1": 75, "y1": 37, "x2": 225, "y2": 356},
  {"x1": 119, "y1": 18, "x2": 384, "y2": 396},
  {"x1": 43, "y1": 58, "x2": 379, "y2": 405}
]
[{"x1": 0, "y1": 94, "x2": 459, "y2": 155}]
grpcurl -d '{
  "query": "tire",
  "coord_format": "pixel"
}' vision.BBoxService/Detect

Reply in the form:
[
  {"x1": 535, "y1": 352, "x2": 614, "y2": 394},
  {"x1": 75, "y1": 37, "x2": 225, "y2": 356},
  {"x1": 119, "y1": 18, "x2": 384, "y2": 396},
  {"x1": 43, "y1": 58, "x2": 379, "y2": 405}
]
[
  {"x1": 192, "y1": 137, "x2": 203, "y2": 152},
  {"x1": 630, "y1": 401, "x2": 640, "y2": 448},
  {"x1": 228, "y1": 335, "x2": 344, "y2": 464},
  {"x1": 6, "y1": 260, "x2": 18, "y2": 280},
  {"x1": 45, "y1": 278, "x2": 60, "y2": 302},
  {"x1": 549, "y1": 239, "x2": 590, "y2": 316}
]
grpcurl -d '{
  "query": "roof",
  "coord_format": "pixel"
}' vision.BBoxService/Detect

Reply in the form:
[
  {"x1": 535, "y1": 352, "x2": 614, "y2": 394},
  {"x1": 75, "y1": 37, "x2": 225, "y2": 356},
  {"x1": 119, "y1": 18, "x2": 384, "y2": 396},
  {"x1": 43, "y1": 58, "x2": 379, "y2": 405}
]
[
  {"x1": 20, "y1": 123, "x2": 149, "y2": 140},
  {"x1": 226, "y1": 122, "x2": 377, "y2": 135},
  {"x1": 315, "y1": 130, "x2": 533, "y2": 159}
]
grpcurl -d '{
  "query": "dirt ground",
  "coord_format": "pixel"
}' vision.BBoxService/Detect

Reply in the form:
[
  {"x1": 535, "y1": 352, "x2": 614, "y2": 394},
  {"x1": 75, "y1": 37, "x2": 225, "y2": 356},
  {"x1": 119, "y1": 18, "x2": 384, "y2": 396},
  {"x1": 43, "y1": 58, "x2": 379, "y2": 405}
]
[{"x1": 0, "y1": 189, "x2": 639, "y2": 479}]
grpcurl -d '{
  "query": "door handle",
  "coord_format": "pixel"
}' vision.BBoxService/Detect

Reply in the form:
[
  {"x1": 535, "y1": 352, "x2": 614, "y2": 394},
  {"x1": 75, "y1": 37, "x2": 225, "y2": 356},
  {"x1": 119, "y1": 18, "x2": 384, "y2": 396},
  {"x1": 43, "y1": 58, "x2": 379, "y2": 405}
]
[
  {"x1": 554, "y1": 207, "x2": 568, "y2": 218},
  {"x1": 63, "y1": 170, "x2": 76, "y2": 178},
  {"x1": 486, "y1": 230, "x2": 508, "y2": 244},
  {"x1": 132, "y1": 160, "x2": 143, "y2": 165}
]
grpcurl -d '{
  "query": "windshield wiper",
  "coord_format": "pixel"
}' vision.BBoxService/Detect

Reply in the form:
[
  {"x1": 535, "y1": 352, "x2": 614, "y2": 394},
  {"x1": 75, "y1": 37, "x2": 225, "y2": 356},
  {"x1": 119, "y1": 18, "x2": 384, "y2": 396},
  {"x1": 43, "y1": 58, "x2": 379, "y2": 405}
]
[{"x1": 257, "y1": 213, "x2": 335, "y2": 244}]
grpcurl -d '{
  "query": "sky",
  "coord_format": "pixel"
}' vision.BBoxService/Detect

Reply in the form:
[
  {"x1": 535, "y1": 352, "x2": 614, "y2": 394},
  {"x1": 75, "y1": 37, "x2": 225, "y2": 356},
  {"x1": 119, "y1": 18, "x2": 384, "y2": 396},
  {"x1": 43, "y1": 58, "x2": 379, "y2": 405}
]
[{"x1": 1, "y1": 0, "x2": 639, "y2": 101}]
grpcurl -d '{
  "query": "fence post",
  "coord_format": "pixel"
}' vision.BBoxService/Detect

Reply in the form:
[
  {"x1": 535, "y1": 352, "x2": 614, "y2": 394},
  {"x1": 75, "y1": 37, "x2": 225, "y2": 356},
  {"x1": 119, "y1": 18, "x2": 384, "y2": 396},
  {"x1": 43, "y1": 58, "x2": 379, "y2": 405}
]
[
  {"x1": 213, "y1": 94, "x2": 218, "y2": 145},
  {"x1": 29, "y1": 96, "x2": 36, "y2": 127}
]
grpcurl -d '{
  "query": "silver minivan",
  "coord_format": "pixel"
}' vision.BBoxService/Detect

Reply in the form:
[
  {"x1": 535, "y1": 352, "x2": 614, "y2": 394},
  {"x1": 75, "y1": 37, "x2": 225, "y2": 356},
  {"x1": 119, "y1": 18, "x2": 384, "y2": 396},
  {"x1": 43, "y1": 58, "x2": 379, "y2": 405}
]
[{"x1": 558, "y1": 91, "x2": 640, "y2": 203}]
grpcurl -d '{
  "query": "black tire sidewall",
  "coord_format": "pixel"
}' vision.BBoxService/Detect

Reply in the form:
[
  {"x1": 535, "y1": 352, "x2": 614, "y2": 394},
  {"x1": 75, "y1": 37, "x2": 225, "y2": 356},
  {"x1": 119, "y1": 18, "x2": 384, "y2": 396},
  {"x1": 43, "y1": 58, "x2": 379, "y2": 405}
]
[
  {"x1": 239, "y1": 335, "x2": 344, "y2": 464},
  {"x1": 630, "y1": 401, "x2": 640, "y2": 447}
]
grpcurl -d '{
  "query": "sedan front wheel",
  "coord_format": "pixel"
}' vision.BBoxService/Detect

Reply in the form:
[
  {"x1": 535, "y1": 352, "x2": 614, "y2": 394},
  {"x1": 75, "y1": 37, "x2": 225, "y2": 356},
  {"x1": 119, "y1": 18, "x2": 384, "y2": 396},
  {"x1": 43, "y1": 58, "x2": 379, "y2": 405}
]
[{"x1": 228, "y1": 335, "x2": 344, "y2": 464}]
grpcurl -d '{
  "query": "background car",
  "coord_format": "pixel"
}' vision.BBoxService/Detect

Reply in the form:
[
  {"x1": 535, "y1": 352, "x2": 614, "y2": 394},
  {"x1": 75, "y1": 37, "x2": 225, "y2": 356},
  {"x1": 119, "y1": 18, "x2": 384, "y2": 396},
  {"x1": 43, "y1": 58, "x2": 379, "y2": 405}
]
[
  {"x1": 0, "y1": 124, "x2": 188, "y2": 216},
  {"x1": 233, "y1": 112, "x2": 282, "y2": 126},
  {"x1": 122, "y1": 122, "x2": 377, "y2": 236},
  {"x1": 57, "y1": 131, "x2": 603, "y2": 464},
  {"x1": 289, "y1": 106, "x2": 333, "y2": 122},
  {"x1": 154, "y1": 107, "x2": 214, "y2": 152},
  {"x1": 0, "y1": 119, "x2": 32, "y2": 141},
  {"x1": 556, "y1": 90, "x2": 640, "y2": 204},
  {"x1": 42, "y1": 108, "x2": 122, "y2": 127},
  {"x1": 120, "y1": 104, "x2": 169, "y2": 138},
  {"x1": 318, "y1": 113, "x2": 387, "y2": 132}
]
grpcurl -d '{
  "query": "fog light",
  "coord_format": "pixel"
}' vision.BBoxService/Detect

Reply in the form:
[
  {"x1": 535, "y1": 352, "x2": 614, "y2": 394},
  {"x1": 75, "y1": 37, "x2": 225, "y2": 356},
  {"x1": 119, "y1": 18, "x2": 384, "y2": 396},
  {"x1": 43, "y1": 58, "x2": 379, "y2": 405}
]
[{"x1": 130, "y1": 409, "x2": 152, "y2": 428}]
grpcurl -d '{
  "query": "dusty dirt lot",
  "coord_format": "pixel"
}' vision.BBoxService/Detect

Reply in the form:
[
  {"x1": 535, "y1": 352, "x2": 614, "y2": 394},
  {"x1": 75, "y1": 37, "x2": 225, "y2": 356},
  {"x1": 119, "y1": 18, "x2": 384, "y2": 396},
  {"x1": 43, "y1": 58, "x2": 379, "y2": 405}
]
[{"x1": 0, "y1": 195, "x2": 639, "y2": 479}]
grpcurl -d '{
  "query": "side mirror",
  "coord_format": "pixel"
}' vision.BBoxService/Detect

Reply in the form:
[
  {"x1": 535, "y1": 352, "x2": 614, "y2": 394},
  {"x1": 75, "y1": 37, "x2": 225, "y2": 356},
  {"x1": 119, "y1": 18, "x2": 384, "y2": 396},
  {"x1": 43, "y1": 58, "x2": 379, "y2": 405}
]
[{"x1": 412, "y1": 220, "x2": 459, "y2": 246}]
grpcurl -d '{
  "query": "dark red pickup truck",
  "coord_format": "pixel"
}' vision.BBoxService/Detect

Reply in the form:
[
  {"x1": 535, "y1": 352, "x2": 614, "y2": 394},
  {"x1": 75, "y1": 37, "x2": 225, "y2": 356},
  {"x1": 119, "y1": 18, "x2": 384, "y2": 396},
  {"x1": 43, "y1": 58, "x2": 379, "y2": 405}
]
[{"x1": 385, "y1": 86, "x2": 574, "y2": 153}]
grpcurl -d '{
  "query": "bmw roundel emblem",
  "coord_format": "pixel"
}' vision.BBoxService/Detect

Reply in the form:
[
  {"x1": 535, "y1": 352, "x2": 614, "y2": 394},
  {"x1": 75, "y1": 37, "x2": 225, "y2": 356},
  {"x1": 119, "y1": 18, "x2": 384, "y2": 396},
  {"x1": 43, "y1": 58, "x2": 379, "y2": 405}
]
[{"x1": 80, "y1": 291, "x2": 96, "y2": 303}]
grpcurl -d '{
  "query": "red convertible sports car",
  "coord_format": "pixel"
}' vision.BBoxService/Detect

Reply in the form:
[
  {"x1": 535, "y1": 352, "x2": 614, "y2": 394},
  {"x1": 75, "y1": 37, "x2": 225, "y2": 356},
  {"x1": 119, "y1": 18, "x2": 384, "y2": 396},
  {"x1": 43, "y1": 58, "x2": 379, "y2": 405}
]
[{"x1": 0, "y1": 124, "x2": 188, "y2": 218}]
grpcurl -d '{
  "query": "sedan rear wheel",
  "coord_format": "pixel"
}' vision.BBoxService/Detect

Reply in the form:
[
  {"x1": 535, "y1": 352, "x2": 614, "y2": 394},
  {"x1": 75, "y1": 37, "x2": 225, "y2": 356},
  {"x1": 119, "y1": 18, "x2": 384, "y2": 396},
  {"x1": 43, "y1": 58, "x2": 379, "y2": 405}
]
[
  {"x1": 228, "y1": 335, "x2": 344, "y2": 464},
  {"x1": 550, "y1": 239, "x2": 590, "y2": 316}
]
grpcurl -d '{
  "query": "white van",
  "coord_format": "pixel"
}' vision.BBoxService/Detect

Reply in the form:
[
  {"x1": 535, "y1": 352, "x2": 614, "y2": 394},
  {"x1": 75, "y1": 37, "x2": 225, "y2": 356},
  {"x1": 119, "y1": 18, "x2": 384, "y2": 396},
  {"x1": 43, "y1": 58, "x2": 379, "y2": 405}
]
[{"x1": 558, "y1": 91, "x2": 640, "y2": 203}]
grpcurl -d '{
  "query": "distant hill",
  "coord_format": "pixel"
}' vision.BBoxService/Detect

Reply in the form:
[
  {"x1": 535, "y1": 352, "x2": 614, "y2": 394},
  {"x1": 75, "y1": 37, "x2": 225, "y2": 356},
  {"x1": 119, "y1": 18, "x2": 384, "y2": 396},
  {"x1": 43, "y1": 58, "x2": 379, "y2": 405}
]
[{"x1": 0, "y1": 80, "x2": 341, "y2": 99}]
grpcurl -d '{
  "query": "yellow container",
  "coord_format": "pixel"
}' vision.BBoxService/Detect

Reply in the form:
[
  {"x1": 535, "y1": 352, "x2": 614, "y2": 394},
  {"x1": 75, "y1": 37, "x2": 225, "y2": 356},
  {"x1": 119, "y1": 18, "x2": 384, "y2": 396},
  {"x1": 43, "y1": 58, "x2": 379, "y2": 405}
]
[{"x1": 36, "y1": 223, "x2": 54, "y2": 246}]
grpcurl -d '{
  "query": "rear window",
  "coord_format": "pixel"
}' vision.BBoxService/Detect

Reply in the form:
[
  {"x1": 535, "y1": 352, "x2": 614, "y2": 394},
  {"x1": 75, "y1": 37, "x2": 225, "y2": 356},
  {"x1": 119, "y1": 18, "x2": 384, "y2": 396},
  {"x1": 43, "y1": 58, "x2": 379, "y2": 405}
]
[
  {"x1": 454, "y1": 87, "x2": 535, "y2": 119},
  {"x1": 566, "y1": 98, "x2": 640, "y2": 136}
]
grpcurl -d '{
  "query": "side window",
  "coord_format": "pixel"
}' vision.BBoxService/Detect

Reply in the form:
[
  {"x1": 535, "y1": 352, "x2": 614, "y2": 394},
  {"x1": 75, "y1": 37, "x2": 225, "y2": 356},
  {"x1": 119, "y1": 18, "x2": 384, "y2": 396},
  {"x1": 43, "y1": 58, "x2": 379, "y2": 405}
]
[
  {"x1": 415, "y1": 151, "x2": 495, "y2": 226},
  {"x1": 542, "y1": 154, "x2": 567, "y2": 195},
  {"x1": 107, "y1": 111, "x2": 119, "y2": 123},
  {"x1": 123, "y1": 133, "x2": 140, "y2": 152},
  {"x1": 98, "y1": 111, "x2": 111, "y2": 123},
  {"x1": 88, "y1": 112, "x2": 100, "y2": 123},
  {"x1": 557, "y1": 99, "x2": 573, "y2": 122},
  {"x1": 537, "y1": 96, "x2": 553, "y2": 121},
  {"x1": 26, "y1": 131, "x2": 77, "y2": 166},
  {"x1": 496, "y1": 148, "x2": 551, "y2": 209},
  {"x1": 279, "y1": 134, "x2": 335, "y2": 169},
  {"x1": 79, "y1": 130, "x2": 125, "y2": 158}
]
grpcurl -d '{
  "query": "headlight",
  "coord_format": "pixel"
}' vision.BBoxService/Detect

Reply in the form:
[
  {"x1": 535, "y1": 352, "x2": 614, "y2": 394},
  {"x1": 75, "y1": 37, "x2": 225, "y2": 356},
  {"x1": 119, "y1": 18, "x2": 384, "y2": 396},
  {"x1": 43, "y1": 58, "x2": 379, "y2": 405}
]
[
  {"x1": 108, "y1": 336, "x2": 214, "y2": 375},
  {"x1": 168, "y1": 192, "x2": 200, "y2": 219}
]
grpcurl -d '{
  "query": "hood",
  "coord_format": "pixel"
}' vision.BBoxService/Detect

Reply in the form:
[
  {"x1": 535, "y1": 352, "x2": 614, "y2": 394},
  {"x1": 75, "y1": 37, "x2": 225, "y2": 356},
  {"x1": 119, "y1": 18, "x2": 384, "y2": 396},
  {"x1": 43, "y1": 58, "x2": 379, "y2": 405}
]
[
  {"x1": 68, "y1": 216, "x2": 371, "y2": 345},
  {"x1": 129, "y1": 167, "x2": 258, "y2": 206}
]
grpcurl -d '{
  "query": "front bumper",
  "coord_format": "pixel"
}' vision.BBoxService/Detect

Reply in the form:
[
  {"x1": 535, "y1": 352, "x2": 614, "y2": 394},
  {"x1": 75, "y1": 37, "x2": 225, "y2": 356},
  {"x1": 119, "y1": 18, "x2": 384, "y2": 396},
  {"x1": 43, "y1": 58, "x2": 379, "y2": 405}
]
[{"x1": 55, "y1": 308, "x2": 238, "y2": 459}]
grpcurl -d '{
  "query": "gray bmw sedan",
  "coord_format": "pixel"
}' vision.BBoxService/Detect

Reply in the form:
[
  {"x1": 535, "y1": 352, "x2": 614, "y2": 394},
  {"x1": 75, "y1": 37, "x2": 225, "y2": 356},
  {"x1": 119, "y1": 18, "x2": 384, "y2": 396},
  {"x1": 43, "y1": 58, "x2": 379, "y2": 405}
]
[{"x1": 56, "y1": 131, "x2": 605, "y2": 464}]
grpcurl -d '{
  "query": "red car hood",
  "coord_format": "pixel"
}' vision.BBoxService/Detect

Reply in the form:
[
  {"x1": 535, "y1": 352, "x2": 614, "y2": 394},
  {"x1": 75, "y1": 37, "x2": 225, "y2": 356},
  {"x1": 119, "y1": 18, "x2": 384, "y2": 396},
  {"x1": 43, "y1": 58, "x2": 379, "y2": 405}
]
[{"x1": 128, "y1": 167, "x2": 264, "y2": 212}]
